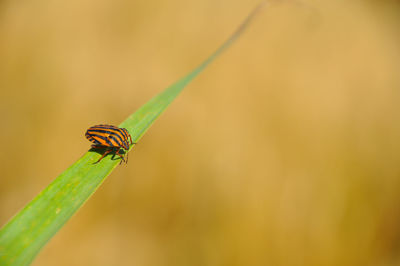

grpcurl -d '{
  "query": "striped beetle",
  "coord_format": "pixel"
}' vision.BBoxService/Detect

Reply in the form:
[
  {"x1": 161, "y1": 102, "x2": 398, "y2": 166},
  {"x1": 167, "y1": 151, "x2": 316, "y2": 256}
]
[{"x1": 85, "y1": 124, "x2": 135, "y2": 164}]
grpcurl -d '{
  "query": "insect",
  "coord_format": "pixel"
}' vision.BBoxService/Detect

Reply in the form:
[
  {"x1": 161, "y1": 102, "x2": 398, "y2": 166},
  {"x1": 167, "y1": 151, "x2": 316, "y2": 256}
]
[{"x1": 85, "y1": 124, "x2": 135, "y2": 164}]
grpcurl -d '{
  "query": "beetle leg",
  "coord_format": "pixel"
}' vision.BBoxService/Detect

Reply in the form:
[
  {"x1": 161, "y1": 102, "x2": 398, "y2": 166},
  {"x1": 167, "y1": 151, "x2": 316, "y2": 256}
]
[
  {"x1": 115, "y1": 148, "x2": 126, "y2": 164},
  {"x1": 94, "y1": 148, "x2": 112, "y2": 164},
  {"x1": 128, "y1": 134, "x2": 134, "y2": 146}
]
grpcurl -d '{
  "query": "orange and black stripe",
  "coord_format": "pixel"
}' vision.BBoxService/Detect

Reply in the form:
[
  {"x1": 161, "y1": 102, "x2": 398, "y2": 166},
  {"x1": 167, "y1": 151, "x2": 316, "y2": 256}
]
[{"x1": 85, "y1": 124, "x2": 134, "y2": 164}]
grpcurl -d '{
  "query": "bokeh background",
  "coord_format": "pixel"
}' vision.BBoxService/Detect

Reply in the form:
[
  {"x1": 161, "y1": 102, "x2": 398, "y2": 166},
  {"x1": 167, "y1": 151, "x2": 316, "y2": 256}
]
[{"x1": 1, "y1": 0, "x2": 400, "y2": 265}]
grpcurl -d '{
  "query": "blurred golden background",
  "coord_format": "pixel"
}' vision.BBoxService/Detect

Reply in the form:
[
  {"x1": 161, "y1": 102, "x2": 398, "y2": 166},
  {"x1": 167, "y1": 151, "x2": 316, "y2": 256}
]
[{"x1": 1, "y1": 0, "x2": 400, "y2": 265}]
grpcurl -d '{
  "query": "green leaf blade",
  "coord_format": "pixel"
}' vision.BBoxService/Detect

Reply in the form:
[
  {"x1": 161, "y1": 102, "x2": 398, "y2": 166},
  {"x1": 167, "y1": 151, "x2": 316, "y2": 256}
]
[{"x1": 0, "y1": 2, "x2": 267, "y2": 265}]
